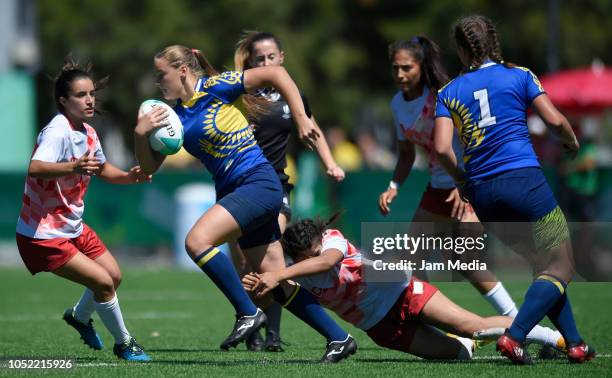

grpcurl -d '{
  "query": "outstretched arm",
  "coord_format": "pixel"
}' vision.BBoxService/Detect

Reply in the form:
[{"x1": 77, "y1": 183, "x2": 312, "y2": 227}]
[
  {"x1": 243, "y1": 249, "x2": 344, "y2": 297},
  {"x1": 310, "y1": 116, "x2": 345, "y2": 182},
  {"x1": 98, "y1": 162, "x2": 152, "y2": 184}
]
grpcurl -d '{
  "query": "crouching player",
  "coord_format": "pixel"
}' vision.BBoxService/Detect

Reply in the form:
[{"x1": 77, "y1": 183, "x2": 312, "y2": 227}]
[
  {"x1": 243, "y1": 215, "x2": 565, "y2": 360},
  {"x1": 15, "y1": 58, "x2": 151, "y2": 361}
]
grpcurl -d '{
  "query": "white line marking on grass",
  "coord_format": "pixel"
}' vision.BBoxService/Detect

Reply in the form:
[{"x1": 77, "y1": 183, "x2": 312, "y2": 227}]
[
  {"x1": 472, "y1": 354, "x2": 611, "y2": 360},
  {"x1": 75, "y1": 363, "x2": 120, "y2": 367},
  {"x1": 0, "y1": 312, "x2": 194, "y2": 321}
]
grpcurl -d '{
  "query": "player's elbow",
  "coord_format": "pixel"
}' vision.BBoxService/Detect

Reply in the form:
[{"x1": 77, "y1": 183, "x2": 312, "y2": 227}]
[
  {"x1": 27, "y1": 161, "x2": 47, "y2": 178},
  {"x1": 542, "y1": 112, "x2": 566, "y2": 130},
  {"x1": 433, "y1": 142, "x2": 451, "y2": 160}
]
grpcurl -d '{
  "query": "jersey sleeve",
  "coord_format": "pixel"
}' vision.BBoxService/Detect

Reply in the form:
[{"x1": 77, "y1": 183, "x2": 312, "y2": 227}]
[
  {"x1": 434, "y1": 90, "x2": 452, "y2": 119},
  {"x1": 321, "y1": 229, "x2": 348, "y2": 257},
  {"x1": 203, "y1": 71, "x2": 246, "y2": 103},
  {"x1": 391, "y1": 100, "x2": 406, "y2": 141},
  {"x1": 92, "y1": 133, "x2": 107, "y2": 165},
  {"x1": 31, "y1": 126, "x2": 66, "y2": 163},
  {"x1": 523, "y1": 68, "x2": 545, "y2": 104}
]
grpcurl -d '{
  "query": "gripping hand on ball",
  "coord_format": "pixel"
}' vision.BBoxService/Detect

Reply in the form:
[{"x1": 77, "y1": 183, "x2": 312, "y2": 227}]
[{"x1": 135, "y1": 106, "x2": 169, "y2": 136}]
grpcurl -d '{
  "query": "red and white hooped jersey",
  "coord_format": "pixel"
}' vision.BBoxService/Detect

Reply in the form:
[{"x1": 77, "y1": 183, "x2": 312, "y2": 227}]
[
  {"x1": 391, "y1": 87, "x2": 463, "y2": 189},
  {"x1": 16, "y1": 114, "x2": 106, "y2": 239},
  {"x1": 295, "y1": 229, "x2": 409, "y2": 330}
]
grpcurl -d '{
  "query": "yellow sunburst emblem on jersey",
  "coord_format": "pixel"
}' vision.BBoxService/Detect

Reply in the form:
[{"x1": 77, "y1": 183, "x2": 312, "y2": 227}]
[
  {"x1": 444, "y1": 97, "x2": 485, "y2": 163},
  {"x1": 198, "y1": 98, "x2": 255, "y2": 158}
]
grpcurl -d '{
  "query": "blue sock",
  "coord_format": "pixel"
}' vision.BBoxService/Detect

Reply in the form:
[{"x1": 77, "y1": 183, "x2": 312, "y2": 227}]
[
  {"x1": 282, "y1": 285, "x2": 348, "y2": 342},
  {"x1": 547, "y1": 292, "x2": 582, "y2": 345},
  {"x1": 193, "y1": 247, "x2": 257, "y2": 317},
  {"x1": 508, "y1": 274, "x2": 565, "y2": 342}
]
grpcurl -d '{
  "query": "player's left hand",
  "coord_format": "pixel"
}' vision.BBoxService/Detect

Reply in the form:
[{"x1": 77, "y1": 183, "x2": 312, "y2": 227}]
[
  {"x1": 446, "y1": 188, "x2": 468, "y2": 221},
  {"x1": 326, "y1": 165, "x2": 345, "y2": 182},
  {"x1": 295, "y1": 115, "x2": 320, "y2": 150},
  {"x1": 128, "y1": 166, "x2": 152, "y2": 183}
]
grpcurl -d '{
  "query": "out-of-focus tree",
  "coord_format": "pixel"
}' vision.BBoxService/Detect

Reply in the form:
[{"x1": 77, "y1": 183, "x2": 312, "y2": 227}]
[{"x1": 35, "y1": 0, "x2": 612, "y2": 149}]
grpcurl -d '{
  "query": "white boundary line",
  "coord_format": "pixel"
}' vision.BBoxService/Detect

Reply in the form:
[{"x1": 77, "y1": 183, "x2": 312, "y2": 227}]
[{"x1": 0, "y1": 312, "x2": 193, "y2": 321}]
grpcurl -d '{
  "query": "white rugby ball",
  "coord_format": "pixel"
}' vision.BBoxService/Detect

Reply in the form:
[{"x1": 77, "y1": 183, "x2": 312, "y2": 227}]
[{"x1": 138, "y1": 99, "x2": 184, "y2": 155}]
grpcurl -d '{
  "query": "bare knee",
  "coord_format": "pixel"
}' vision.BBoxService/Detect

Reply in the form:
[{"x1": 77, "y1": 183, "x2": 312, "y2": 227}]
[
  {"x1": 91, "y1": 275, "x2": 115, "y2": 302},
  {"x1": 184, "y1": 231, "x2": 213, "y2": 259},
  {"x1": 110, "y1": 270, "x2": 122, "y2": 289}
]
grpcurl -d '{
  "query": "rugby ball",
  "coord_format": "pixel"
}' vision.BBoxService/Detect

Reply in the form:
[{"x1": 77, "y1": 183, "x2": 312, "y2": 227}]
[{"x1": 138, "y1": 99, "x2": 184, "y2": 155}]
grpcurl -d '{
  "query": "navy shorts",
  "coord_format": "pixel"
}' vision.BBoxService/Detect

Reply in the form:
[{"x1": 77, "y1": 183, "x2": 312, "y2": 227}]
[
  {"x1": 217, "y1": 164, "x2": 283, "y2": 249},
  {"x1": 463, "y1": 167, "x2": 558, "y2": 222}
]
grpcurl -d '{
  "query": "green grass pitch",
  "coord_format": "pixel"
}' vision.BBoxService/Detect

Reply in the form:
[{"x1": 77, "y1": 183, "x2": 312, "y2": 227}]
[{"x1": 1, "y1": 268, "x2": 610, "y2": 377}]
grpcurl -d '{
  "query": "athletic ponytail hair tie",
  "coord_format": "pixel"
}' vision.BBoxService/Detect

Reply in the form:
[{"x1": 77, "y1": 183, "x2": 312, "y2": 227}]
[
  {"x1": 191, "y1": 48, "x2": 198, "y2": 55},
  {"x1": 410, "y1": 36, "x2": 420, "y2": 45}
]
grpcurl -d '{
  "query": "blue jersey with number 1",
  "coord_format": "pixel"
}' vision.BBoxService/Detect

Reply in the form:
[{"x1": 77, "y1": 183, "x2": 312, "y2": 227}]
[{"x1": 435, "y1": 62, "x2": 545, "y2": 180}]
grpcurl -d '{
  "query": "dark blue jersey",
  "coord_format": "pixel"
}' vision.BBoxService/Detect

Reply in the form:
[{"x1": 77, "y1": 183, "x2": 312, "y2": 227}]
[
  {"x1": 435, "y1": 62, "x2": 545, "y2": 180},
  {"x1": 174, "y1": 71, "x2": 269, "y2": 191}
]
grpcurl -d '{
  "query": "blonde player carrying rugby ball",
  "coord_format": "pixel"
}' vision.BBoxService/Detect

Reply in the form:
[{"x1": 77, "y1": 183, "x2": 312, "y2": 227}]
[{"x1": 15, "y1": 57, "x2": 152, "y2": 361}]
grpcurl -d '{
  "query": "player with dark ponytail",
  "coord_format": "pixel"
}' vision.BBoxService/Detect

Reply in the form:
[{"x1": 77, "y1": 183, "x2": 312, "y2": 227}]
[
  {"x1": 378, "y1": 35, "x2": 520, "y2": 320},
  {"x1": 17, "y1": 55, "x2": 152, "y2": 361}
]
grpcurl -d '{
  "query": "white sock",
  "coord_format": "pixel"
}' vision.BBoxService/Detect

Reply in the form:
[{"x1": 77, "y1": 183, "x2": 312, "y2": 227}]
[
  {"x1": 456, "y1": 337, "x2": 474, "y2": 360},
  {"x1": 73, "y1": 289, "x2": 95, "y2": 324},
  {"x1": 483, "y1": 282, "x2": 518, "y2": 317},
  {"x1": 94, "y1": 294, "x2": 131, "y2": 344},
  {"x1": 526, "y1": 325, "x2": 562, "y2": 347}
]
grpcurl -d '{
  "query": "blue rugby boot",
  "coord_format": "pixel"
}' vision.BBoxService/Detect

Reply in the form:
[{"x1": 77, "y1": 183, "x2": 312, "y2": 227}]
[
  {"x1": 113, "y1": 337, "x2": 151, "y2": 361},
  {"x1": 63, "y1": 308, "x2": 103, "y2": 350}
]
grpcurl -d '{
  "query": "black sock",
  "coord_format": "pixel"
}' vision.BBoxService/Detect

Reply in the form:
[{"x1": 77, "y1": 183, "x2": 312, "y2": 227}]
[{"x1": 265, "y1": 302, "x2": 282, "y2": 335}]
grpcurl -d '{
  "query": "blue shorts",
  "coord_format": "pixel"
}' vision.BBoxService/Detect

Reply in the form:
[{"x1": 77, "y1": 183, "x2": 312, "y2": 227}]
[
  {"x1": 463, "y1": 167, "x2": 558, "y2": 222},
  {"x1": 217, "y1": 164, "x2": 283, "y2": 249}
]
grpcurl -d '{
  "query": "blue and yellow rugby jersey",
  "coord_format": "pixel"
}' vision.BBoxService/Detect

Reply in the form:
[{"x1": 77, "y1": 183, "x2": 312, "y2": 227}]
[
  {"x1": 174, "y1": 71, "x2": 268, "y2": 191},
  {"x1": 435, "y1": 62, "x2": 544, "y2": 180}
]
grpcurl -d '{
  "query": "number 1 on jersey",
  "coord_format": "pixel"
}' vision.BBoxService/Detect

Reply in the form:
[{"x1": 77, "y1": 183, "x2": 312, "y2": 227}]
[{"x1": 474, "y1": 89, "x2": 496, "y2": 128}]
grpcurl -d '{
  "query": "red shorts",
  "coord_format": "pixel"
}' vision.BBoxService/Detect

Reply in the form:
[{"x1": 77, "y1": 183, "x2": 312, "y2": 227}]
[
  {"x1": 366, "y1": 278, "x2": 438, "y2": 352},
  {"x1": 418, "y1": 185, "x2": 473, "y2": 218},
  {"x1": 16, "y1": 224, "x2": 107, "y2": 275},
  {"x1": 418, "y1": 185, "x2": 455, "y2": 217}
]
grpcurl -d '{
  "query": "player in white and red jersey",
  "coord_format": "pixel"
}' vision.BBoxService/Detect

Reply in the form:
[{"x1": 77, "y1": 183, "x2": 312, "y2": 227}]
[
  {"x1": 243, "y1": 214, "x2": 566, "y2": 360},
  {"x1": 15, "y1": 57, "x2": 157, "y2": 361},
  {"x1": 377, "y1": 36, "x2": 522, "y2": 321}
]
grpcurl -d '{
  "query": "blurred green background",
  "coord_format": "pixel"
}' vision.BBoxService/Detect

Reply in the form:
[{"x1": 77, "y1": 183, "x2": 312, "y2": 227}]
[{"x1": 1, "y1": 0, "x2": 612, "y2": 265}]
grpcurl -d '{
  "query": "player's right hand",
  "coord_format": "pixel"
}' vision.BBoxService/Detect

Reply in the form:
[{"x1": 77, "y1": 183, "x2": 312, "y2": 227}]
[
  {"x1": 378, "y1": 188, "x2": 397, "y2": 216},
  {"x1": 73, "y1": 149, "x2": 102, "y2": 176},
  {"x1": 563, "y1": 137, "x2": 580, "y2": 159},
  {"x1": 135, "y1": 106, "x2": 169, "y2": 136},
  {"x1": 242, "y1": 272, "x2": 260, "y2": 292}
]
